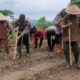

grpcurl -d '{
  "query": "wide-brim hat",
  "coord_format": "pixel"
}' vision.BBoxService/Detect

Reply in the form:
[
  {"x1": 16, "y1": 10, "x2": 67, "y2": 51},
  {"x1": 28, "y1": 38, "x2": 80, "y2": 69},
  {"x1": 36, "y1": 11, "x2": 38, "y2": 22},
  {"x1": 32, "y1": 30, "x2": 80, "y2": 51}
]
[
  {"x1": 0, "y1": 13, "x2": 7, "y2": 21},
  {"x1": 65, "y1": 5, "x2": 80, "y2": 15}
]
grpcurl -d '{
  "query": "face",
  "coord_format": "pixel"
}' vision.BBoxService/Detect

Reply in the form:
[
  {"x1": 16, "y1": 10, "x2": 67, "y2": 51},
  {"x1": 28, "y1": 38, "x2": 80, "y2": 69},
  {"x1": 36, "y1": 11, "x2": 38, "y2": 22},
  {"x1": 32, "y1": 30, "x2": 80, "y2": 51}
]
[
  {"x1": 68, "y1": 14, "x2": 77, "y2": 22},
  {"x1": 0, "y1": 21, "x2": 7, "y2": 26},
  {"x1": 0, "y1": 21, "x2": 5, "y2": 23}
]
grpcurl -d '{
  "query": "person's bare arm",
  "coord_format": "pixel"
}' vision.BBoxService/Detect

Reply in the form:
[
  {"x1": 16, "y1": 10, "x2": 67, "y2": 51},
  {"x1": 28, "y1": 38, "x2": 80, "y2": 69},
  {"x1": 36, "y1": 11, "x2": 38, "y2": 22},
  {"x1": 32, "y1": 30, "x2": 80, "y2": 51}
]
[
  {"x1": 18, "y1": 27, "x2": 28, "y2": 38},
  {"x1": 60, "y1": 22, "x2": 72, "y2": 29}
]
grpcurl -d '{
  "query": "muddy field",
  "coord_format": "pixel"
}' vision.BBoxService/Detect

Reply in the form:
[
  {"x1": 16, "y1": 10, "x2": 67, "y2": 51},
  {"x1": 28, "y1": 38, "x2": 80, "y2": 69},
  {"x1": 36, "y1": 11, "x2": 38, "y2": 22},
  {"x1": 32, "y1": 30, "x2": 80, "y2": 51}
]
[{"x1": 0, "y1": 41, "x2": 80, "y2": 80}]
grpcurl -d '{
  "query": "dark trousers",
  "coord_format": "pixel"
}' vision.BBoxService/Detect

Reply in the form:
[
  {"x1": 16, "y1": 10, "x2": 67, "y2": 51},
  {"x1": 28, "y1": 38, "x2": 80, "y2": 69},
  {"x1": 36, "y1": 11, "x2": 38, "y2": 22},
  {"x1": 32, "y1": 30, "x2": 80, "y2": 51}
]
[
  {"x1": 46, "y1": 31, "x2": 56, "y2": 51},
  {"x1": 0, "y1": 39, "x2": 9, "y2": 54},
  {"x1": 35, "y1": 36, "x2": 43, "y2": 48},
  {"x1": 63, "y1": 41, "x2": 79, "y2": 64},
  {"x1": 17, "y1": 33, "x2": 29, "y2": 53},
  {"x1": 55, "y1": 34, "x2": 61, "y2": 44}
]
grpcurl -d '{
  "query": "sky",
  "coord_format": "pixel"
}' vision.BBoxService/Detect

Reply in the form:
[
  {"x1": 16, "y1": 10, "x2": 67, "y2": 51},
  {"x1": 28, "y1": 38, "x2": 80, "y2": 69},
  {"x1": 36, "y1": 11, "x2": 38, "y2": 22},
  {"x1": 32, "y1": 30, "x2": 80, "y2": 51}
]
[{"x1": 0, "y1": 0, "x2": 70, "y2": 20}]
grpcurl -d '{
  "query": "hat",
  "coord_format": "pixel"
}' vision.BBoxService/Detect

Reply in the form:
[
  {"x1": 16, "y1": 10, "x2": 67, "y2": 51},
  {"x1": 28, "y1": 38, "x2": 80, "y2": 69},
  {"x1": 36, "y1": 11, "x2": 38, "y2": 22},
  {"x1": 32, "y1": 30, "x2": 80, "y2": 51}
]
[
  {"x1": 0, "y1": 13, "x2": 7, "y2": 21},
  {"x1": 65, "y1": 5, "x2": 80, "y2": 14},
  {"x1": 19, "y1": 14, "x2": 25, "y2": 19}
]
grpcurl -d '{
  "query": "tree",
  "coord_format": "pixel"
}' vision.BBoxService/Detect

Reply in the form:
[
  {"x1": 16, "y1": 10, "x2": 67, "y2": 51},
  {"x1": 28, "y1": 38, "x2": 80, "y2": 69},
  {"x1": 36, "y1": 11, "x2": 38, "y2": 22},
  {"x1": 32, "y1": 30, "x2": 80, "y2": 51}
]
[
  {"x1": 71, "y1": 0, "x2": 80, "y2": 7},
  {"x1": 36, "y1": 16, "x2": 46, "y2": 29},
  {"x1": 0, "y1": 9, "x2": 14, "y2": 19},
  {"x1": 46, "y1": 21, "x2": 53, "y2": 28}
]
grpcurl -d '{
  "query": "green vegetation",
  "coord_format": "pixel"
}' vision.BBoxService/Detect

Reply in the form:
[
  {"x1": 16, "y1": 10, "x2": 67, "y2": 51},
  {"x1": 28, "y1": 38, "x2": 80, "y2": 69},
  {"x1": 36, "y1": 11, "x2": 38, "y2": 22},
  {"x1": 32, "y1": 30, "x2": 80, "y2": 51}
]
[
  {"x1": 0, "y1": 9, "x2": 14, "y2": 19},
  {"x1": 36, "y1": 17, "x2": 46, "y2": 29},
  {"x1": 9, "y1": 32, "x2": 17, "y2": 41},
  {"x1": 71, "y1": 0, "x2": 80, "y2": 7},
  {"x1": 36, "y1": 16, "x2": 53, "y2": 29}
]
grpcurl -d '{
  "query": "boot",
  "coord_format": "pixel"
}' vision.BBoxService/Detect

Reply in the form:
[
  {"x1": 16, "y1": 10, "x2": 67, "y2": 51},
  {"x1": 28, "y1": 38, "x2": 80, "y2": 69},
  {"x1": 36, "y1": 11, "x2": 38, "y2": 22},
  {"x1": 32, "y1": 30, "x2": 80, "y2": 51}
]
[
  {"x1": 74, "y1": 55, "x2": 80, "y2": 69},
  {"x1": 64, "y1": 52, "x2": 70, "y2": 66},
  {"x1": 74, "y1": 63, "x2": 80, "y2": 69},
  {"x1": 5, "y1": 48, "x2": 9, "y2": 54},
  {"x1": 17, "y1": 46, "x2": 22, "y2": 59},
  {"x1": 65, "y1": 63, "x2": 71, "y2": 69},
  {"x1": 25, "y1": 46, "x2": 30, "y2": 57}
]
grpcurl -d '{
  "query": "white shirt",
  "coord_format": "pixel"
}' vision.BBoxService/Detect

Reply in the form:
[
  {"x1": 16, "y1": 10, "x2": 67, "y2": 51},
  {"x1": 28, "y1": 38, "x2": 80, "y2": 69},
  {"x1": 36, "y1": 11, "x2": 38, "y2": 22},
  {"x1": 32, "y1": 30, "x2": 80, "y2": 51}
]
[
  {"x1": 46, "y1": 26, "x2": 60, "y2": 34},
  {"x1": 46, "y1": 26, "x2": 57, "y2": 31}
]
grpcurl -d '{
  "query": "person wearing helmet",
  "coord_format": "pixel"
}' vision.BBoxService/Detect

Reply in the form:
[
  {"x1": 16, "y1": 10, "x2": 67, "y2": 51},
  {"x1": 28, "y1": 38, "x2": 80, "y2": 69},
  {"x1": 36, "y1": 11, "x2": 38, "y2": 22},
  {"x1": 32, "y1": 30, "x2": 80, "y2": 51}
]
[{"x1": 15, "y1": 14, "x2": 31, "y2": 58}]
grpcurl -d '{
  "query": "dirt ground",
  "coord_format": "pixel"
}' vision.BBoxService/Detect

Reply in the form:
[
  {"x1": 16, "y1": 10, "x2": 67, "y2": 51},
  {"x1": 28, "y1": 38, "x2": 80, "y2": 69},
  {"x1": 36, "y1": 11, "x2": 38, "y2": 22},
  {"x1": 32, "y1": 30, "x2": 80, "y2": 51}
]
[{"x1": 0, "y1": 41, "x2": 80, "y2": 80}]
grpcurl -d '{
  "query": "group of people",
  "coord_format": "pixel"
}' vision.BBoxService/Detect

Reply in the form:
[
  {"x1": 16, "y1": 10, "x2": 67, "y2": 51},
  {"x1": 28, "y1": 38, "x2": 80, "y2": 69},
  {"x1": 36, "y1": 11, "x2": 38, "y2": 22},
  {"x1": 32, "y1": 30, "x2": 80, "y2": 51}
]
[
  {"x1": 30, "y1": 25, "x2": 61, "y2": 52},
  {"x1": 0, "y1": 4, "x2": 80, "y2": 69}
]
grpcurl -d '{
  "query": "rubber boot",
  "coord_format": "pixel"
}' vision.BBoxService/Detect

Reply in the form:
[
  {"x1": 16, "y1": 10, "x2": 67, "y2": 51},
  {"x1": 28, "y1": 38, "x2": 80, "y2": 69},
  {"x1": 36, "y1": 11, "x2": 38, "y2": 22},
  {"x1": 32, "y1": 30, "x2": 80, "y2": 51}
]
[
  {"x1": 64, "y1": 52, "x2": 71, "y2": 68},
  {"x1": 5, "y1": 48, "x2": 9, "y2": 54},
  {"x1": 25, "y1": 46, "x2": 30, "y2": 57},
  {"x1": 74, "y1": 55, "x2": 80, "y2": 69},
  {"x1": 17, "y1": 46, "x2": 22, "y2": 59}
]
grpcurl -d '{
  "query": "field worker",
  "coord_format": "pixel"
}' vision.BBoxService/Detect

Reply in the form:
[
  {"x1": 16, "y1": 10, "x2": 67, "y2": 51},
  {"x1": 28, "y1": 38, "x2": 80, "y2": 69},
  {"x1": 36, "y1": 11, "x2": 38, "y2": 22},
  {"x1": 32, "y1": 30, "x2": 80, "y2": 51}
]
[
  {"x1": 46, "y1": 26, "x2": 60, "y2": 51},
  {"x1": 60, "y1": 5, "x2": 80, "y2": 69},
  {"x1": 54, "y1": 22, "x2": 62, "y2": 55},
  {"x1": 15, "y1": 14, "x2": 31, "y2": 58},
  {"x1": 0, "y1": 13, "x2": 13, "y2": 54},
  {"x1": 30, "y1": 26, "x2": 37, "y2": 44},
  {"x1": 33, "y1": 29, "x2": 45, "y2": 48}
]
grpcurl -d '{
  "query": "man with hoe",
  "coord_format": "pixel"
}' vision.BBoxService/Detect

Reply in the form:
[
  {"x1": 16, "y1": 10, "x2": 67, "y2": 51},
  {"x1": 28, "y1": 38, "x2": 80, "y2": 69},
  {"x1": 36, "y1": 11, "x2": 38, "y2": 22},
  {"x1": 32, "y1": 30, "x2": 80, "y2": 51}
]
[{"x1": 60, "y1": 5, "x2": 80, "y2": 69}]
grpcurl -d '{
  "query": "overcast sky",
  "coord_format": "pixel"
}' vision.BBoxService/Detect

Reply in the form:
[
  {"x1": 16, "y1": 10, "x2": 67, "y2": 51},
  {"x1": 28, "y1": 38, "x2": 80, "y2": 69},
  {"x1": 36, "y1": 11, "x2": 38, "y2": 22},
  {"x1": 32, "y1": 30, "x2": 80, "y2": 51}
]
[{"x1": 0, "y1": 0, "x2": 70, "y2": 20}]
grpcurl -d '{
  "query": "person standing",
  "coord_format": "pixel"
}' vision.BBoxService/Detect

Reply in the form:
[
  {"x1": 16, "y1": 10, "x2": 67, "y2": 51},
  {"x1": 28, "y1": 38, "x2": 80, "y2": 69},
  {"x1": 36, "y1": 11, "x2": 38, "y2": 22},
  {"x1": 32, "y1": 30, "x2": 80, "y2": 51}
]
[
  {"x1": 0, "y1": 13, "x2": 12, "y2": 54},
  {"x1": 15, "y1": 14, "x2": 31, "y2": 58},
  {"x1": 60, "y1": 5, "x2": 80, "y2": 69}
]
